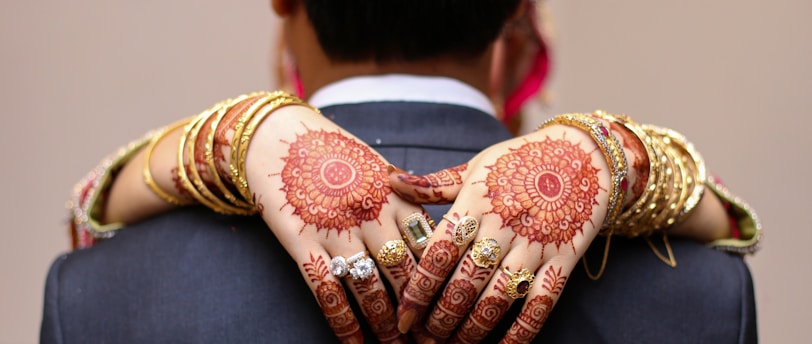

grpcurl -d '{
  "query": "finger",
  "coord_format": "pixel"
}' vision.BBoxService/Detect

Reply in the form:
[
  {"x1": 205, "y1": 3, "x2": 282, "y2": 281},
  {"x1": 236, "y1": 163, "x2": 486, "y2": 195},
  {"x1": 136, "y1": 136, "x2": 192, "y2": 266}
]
[
  {"x1": 451, "y1": 272, "x2": 515, "y2": 344},
  {"x1": 499, "y1": 260, "x2": 575, "y2": 344},
  {"x1": 448, "y1": 232, "x2": 546, "y2": 343},
  {"x1": 420, "y1": 218, "x2": 510, "y2": 341},
  {"x1": 365, "y1": 209, "x2": 421, "y2": 300},
  {"x1": 422, "y1": 248, "x2": 500, "y2": 341},
  {"x1": 343, "y1": 259, "x2": 403, "y2": 343},
  {"x1": 387, "y1": 163, "x2": 470, "y2": 204},
  {"x1": 296, "y1": 249, "x2": 364, "y2": 344},
  {"x1": 396, "y1": 210, "x2": 480, "y2": 334}
]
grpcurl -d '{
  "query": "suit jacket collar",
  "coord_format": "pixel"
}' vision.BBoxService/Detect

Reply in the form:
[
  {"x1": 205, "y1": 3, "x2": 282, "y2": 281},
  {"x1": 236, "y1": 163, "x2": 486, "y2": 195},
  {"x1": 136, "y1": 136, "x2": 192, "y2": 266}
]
[{"x1": 308, "y1": 74, "x2": 496, "y2": 117}]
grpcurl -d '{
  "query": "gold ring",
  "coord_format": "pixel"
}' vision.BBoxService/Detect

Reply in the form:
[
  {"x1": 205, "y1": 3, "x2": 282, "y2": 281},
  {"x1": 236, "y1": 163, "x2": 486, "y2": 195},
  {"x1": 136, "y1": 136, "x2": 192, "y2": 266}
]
[
  {"x1": 501, "y1": 267, "x2": 535, "y2": 299},
  {"x1": 443, "y1": 215, "x2": 479, "y2": 246},
  {"x1": 377, "y1": 240, "x2": 408, "y2": 266},
  {"x1": 470, "y1": 238, "x2": 501, "y2": 268},
  {"x1": 400, "y1": 213, "x2": 434, "y2": 249}
]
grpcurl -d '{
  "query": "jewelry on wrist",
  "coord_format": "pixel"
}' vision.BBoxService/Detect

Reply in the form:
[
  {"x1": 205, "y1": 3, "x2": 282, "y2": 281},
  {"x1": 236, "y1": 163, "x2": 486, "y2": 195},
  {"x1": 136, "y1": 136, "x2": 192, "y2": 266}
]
[
  {"x1": 143, "y1": 118, "x2": 195, "y2": 207},
  {"x1": 537, "y1": 112, "x2": 629, "y2": 231}
]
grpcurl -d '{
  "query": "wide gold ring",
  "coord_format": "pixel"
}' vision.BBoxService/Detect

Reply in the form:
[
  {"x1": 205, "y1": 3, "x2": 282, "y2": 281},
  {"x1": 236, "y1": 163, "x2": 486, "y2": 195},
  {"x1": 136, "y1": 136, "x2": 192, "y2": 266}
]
[
  {"x1": 443, "y1": 215, "x2": 479, "y2": 246},
  {"x1": 501, "y1": 267, "x2": 535, "y2": 299},
  {"x1": 470, "y1": 237, "x2": 501, "y2": 268},
  {"x1": 400, "y1": 213, "x2": 434, "y2": 250},
  {"x1": 377, "y1": 240, "x2": 408, "y2": 266}
]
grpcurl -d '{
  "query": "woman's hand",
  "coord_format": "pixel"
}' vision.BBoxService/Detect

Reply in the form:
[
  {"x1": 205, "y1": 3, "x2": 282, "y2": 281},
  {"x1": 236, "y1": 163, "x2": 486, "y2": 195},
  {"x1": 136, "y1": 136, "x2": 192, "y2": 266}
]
[
  {"x1": 242, "y1": 104, "x2": 424, "y2": 343},
  {"x1": 390, "y1": 122, "x2": 637, "y2": 343},
  {"x1": 105, "y1": 93, "x2": 426, "y2": 343}
]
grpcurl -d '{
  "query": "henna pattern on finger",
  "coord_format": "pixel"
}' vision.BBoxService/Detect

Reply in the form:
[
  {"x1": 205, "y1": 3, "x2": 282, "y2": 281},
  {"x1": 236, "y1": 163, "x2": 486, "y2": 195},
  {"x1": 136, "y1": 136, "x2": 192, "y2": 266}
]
[
  {"x1": 350, "y1": 273, "x2": 379, "y2": 293},
  {"x1": 451, "y1": 295, "x2": 511, "y2": 344},
  {"x1": 396, "y1": 163, "x2": 467, "y2": 203},
  {"x1": 428, "y1": 255, "x2": 496, "y2": 340},
  {"x1": 279, "y1": 128, "x2": 391, "y2": 237},
  {"x1": 303, "y1": 253, "x2": 362, "y2": 341},
  {"x1": 362, "y1": 289, "x2": 400, "y2": 341},
  {"x1": 541, "y1": 265, "x2": 567, "y2": 295},
  {"x1": 461, "y1": 255, "x2": 491, "y2": 282},
  {"x1": 485, "y1": 136, "x2": 601, "y2": 252},
  {"x1": 389, "y1": 255, "x2": 416, "y2": 296},
  {"x1": 349, "y1": 274, "x2": 400, "y2": 341},
  {"x1": 499, "y1": 266, "x2": 565, "y2": 343},
  {"x1": 399, "y1": 240, "x2": 459, "y2": 326},
  {"x1": 501, "y1": 295, "x2": 554, "y2": 344},
  {"x1": 427, "y1": 278, "x2": 478, "y2": 338}
]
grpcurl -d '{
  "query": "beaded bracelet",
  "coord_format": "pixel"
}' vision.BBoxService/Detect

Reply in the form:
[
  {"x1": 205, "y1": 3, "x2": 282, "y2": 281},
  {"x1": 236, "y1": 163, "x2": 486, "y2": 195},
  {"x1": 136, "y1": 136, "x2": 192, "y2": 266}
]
[
  {"x1": 537, "y1": 113, "x2": 629, "y2": 230},
  {"x1": 705, "y1": 175, "x2": 763, "y2": 255},
  {"x1": 68, "y1": 132, "x2": 155, "y2": 248}
]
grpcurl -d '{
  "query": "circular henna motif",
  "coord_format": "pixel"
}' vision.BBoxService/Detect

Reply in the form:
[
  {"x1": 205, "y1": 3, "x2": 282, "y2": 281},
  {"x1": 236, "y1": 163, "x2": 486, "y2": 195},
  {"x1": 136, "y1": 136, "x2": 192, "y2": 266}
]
[
  {"x1": 437, "y1": 279, "x2": 478, "y2": 316},
  {"x1": 419, "y1": 240, "x2": 459, "y2": 277},
  {"x1": 518, "y1": 295, "x2": 553, "y2": 329},
  {"x1": 316, "y1": 281, "x2": 360, "y2": 337},
  {"x1": 281, "y1": 129, "x2": 390, "y2": 235},
  {"x1": 486, "y1": 138, "x2": 600, "y2": 247}
]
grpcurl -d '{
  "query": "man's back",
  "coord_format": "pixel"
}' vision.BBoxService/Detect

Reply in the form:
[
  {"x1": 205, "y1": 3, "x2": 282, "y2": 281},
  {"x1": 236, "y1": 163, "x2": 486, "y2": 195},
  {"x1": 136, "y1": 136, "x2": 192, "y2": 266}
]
[{"x1": 42, "y1": 99, "x2": 757, "y2": 343}]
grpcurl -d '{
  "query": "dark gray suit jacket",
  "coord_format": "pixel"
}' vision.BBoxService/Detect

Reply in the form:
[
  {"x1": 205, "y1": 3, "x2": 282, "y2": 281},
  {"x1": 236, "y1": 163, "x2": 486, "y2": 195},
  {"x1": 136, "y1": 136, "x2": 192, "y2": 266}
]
[{"x1": 41, "y1": 102, "x2": 757, "y2": 343}]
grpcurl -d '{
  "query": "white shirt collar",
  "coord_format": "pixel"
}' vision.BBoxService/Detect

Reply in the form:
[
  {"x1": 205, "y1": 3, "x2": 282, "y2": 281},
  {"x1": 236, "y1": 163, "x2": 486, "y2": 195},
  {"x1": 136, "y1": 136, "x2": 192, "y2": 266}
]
[{"x1": 307, "y1": 74, "x2": 496, "y2": 116}]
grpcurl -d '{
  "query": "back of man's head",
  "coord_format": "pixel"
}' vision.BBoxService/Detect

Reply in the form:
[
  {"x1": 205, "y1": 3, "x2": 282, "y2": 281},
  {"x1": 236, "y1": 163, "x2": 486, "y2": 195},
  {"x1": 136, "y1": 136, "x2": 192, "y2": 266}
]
[{"x1": 303, "y1": 0, "x2": 522, "y2": 62}]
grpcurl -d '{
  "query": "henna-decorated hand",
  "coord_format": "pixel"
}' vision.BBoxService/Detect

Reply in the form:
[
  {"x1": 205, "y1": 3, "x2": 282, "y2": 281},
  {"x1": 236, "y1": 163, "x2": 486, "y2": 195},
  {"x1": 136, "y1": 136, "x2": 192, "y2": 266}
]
[
  {"x1": 239, "y1": 105, "x2": 428, "y2": 344},
  {"x1": 389, "y1": 123, "x2": 641, "y2": 343}
]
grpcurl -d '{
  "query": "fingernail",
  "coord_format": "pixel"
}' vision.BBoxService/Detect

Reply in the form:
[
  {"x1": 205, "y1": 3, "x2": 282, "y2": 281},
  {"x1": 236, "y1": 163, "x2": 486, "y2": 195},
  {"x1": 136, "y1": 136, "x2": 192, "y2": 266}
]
[
  {"x1": 398, "y1": 310, "x2": 417, "y2": 334},
  {"x1": 424, "y1": 338, "x2": 437, "y2": 344},
  {"x1": 388, "y1": 164, "x2": 406, "y2": 174}
]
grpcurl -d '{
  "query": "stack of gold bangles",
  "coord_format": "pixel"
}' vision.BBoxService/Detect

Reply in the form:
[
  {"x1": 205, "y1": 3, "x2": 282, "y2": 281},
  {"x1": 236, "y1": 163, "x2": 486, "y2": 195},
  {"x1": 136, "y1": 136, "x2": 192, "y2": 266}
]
[
  {"x1": 592, "y1": 111, "x2": 707, "y2": 238},
  {"x1": 68, "y1": 91, "x2": 316, "y2": 247},
  {"x1": 538, "y1": 111, "x2": 762, "y2": 257},
  {"x1": 168, "y1": 91, "x2": 316, "y2": 215}
]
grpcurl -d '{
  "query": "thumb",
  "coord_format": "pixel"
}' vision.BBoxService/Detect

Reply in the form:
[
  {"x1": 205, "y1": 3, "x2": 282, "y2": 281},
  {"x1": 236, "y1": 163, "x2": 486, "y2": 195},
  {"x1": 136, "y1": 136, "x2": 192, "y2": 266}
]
[{"x1": 387, "y1": 163, "x2": 469, "y2": 204}]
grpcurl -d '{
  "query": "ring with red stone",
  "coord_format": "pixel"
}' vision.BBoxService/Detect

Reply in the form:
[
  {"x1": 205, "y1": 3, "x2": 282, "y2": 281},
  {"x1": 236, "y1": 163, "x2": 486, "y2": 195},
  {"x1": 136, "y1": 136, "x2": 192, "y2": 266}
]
[
  {"x1": 470, "y1": 237, "x2": 501, "y2": 268},
  {"x1": 501, "y1": 267, "x2": 535, "y2": 299},
  {"x1": 443, "y1": 215, "x2": 479, "y2": 246}
]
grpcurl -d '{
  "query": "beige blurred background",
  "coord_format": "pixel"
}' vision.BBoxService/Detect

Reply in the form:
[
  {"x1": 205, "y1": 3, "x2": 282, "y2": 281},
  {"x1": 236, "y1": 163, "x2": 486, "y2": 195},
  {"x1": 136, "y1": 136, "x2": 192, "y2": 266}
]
[{"x1": 1, "y1": 0, "x2": 808, "y2": 342}]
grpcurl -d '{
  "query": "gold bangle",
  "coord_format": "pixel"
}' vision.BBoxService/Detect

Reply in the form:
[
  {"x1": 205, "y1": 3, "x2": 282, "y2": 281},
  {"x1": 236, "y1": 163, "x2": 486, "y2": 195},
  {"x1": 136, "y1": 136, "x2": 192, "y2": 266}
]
[
  {"x1": 177, "y1": 104, "x2": 255, "y2": 215},
  {"x1": 204, "y1": 94, "x2": 256, "y2": 209},
  {"x1": 231, "y1": 92, "x2": 316, "y2": 204},
  {"x1": 143, "y1": 118, "x2": 195, "y2": 206},
  {"x1": 228, "y1": 92, "x2": 287, "y2": 203},
  {"x1": 591, "y1": 112, "x2": 656, "y2": 233},
  {"x1": 537, "y1": 113, "x2": 629, "y2": 230},
  {"x1": 616, "y1": 137, "x2": 668, "y2": 237},
  {"x1": 644, "y1": 125, "x2": 707, "y2": 227},
  {"x1": 176, "y1": 106, "x2": 239, "y2": 214}
]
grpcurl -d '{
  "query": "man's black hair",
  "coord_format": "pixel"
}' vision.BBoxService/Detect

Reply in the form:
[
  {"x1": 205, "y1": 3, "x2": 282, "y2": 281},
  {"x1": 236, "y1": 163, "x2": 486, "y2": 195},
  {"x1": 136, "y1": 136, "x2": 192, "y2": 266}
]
[{"x1": 302, "y1": 0, "x2": 523, "y2": 62}]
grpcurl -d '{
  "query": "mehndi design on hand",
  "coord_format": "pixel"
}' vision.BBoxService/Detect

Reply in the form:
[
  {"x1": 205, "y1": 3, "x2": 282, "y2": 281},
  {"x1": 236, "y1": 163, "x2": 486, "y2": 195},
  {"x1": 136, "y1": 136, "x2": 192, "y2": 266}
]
[{"x1": 279, "y1": 128, "x2": 391, "y2": 237}]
